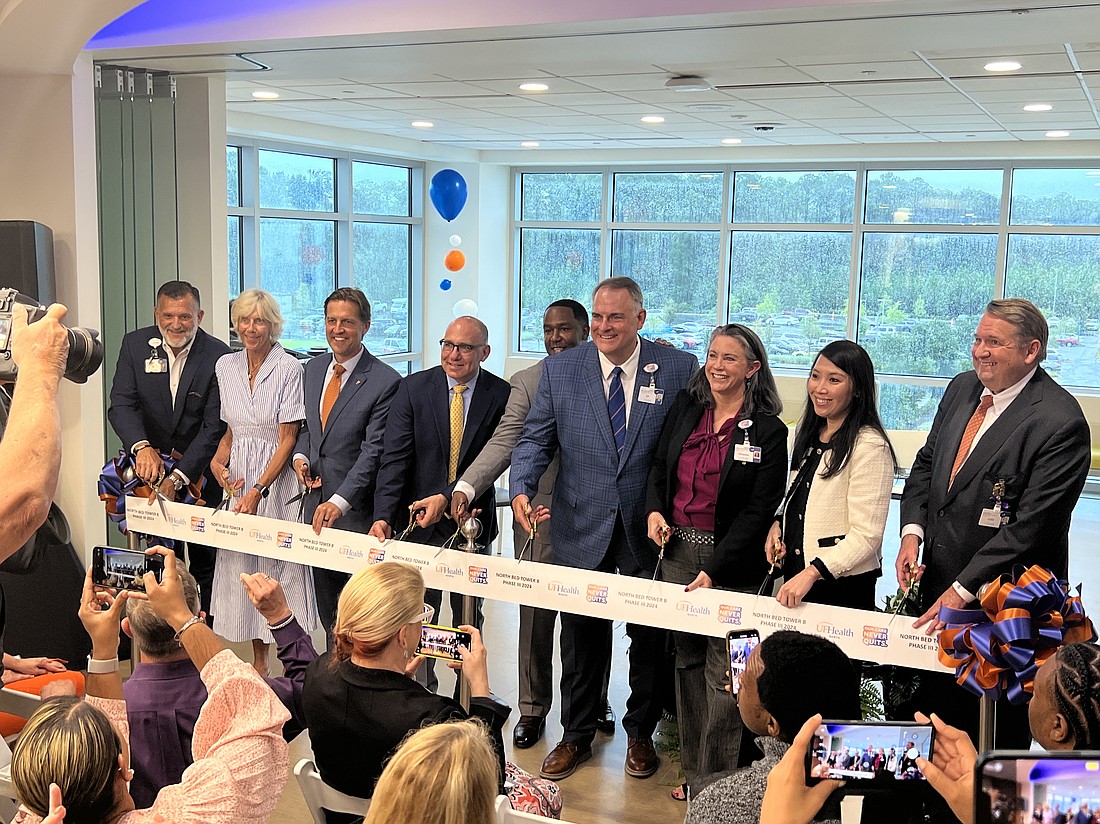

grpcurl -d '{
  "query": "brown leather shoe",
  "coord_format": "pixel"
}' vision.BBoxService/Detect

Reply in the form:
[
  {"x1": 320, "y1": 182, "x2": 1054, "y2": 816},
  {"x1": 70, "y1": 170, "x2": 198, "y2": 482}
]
[
  {"x1": 540, "y1": 741, "x2": 592, "y2": 780},
  {"x1": 625, "y1": 737, "x2": 659, "y2": 778}
]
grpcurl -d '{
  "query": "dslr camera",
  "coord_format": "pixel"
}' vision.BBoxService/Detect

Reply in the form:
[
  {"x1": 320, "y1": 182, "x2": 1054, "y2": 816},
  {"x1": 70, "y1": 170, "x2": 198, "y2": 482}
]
[{"x1": 0, "y1": 287, "x2": 104, "y2": 384}]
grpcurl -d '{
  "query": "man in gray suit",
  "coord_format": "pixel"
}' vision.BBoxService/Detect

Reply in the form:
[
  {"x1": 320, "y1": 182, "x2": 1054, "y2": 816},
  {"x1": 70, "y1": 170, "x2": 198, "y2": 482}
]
[
  {"x1": 293, "y1": 287, "x2": 401, "y2": 632},
  {"x1": 449, "y1": 299, "x2": 612, "y2": 749}
]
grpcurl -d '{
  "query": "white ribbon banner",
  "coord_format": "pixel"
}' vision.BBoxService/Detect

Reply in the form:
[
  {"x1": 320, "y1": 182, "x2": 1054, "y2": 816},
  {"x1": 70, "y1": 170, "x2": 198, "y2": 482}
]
[{"x1": 125, "y1": 499, "x2": 947, "y2": 672}]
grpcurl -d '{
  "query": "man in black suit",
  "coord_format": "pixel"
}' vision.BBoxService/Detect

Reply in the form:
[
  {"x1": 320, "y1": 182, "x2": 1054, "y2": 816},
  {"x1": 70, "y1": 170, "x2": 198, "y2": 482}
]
[
  {"x1": 369, "y1": 315, "x2": 509, "y2": 690},
  {"x1": 293, "y1": 287, "x2": 401, "y2": 632},
  {"x1": 896, "y1": 297, "x2": 1091, "y2": 746},
  {"x1": 108, "y1": 281, "x2": 230, "y2": 618}
]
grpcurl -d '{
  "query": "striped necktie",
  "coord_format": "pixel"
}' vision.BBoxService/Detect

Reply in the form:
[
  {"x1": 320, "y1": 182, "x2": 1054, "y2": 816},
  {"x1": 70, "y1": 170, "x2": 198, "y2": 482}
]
[
  {"x1": 608, "y1": 366, "x2": 626, "y2": 456},
  {"x1": 948, "y1": 394, "x2": 993, "y2": 488},
  {"x1": 448, "y1": 384, "x2": 468, "y2": 483}
]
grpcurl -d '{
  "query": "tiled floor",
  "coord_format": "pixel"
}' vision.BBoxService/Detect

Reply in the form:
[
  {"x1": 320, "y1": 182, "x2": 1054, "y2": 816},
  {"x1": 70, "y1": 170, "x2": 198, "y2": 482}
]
[{"x1": 256, "y1": 494, "x2": 1100, "y2": 824}]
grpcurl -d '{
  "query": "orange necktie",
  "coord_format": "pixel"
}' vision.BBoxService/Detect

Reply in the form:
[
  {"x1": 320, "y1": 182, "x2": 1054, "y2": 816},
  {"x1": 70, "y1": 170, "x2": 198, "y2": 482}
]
[
  {"x1": 320, "y1": 363, "x2": 345, "y2": 429},
  {"x1": 948, "y1": 394, "x2": 993, "y2": 488}
]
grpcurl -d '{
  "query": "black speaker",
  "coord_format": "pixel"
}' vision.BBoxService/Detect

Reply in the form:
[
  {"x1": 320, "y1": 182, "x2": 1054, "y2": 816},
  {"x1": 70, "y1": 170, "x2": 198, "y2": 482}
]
[{"x1": 0, "y1": 220, "x2": 55, "y2": 305}]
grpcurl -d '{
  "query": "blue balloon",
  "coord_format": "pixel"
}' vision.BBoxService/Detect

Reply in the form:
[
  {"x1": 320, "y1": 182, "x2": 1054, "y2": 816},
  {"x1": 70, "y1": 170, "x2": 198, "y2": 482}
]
[
  {"x1": 429, "y1": 169, "x2": 468, "y2": 222},
  {"x1": 440, "y1": 279, "x2": 452, "y2": 291}
]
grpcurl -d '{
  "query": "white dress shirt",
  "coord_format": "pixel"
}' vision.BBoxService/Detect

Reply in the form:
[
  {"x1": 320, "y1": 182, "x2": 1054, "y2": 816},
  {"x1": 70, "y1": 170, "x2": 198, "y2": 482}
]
[{"x1": 597, "y1": 338, "x2": 642, "y2": 427}]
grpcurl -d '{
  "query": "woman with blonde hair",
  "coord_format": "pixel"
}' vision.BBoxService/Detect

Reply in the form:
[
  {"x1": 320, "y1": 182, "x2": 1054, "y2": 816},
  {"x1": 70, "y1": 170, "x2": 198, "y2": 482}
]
[
  {"x1": 302, "y1": 562, "x2": 560, "y2": 823},
  {"x1": 210, "y1": 288, "x2": 317, "y2": 674},
  {"x1": 365, "y1": 720, "x2": 498, "y2": 824}
]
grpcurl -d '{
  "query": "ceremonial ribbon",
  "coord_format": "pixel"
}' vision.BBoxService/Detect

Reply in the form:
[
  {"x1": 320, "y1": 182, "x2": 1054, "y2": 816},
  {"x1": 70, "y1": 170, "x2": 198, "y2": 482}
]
[
  {"x1": 937, "y1": 564, "x2": 1096, "y2": 704},
  {"x1": 98, "y1": 450, "x2": 205, "y2": 549}
]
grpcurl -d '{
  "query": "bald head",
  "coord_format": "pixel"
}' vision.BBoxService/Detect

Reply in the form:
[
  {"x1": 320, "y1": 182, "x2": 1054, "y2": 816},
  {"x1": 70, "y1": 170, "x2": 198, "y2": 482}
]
[{"x1": 441, "y1": 316, "x2": 490, "y2": 382}]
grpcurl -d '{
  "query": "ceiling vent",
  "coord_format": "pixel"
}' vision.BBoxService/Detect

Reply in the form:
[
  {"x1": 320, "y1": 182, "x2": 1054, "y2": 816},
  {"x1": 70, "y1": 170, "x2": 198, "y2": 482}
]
[{"x1": 665, "y1": 75, "x2": 712, "y2": 93}]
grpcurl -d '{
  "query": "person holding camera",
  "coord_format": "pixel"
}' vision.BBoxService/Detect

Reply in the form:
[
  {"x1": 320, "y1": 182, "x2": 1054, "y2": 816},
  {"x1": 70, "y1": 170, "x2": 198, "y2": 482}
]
[
  {"x1": 0, "y1": 302, "x2": 68, "y2": 562},
  {"x1": 9, "y1": 547, "x2": 291, "y2": 824},
  {"x1": 301, "y1": 561, "x2": 560, "y2": 823}
]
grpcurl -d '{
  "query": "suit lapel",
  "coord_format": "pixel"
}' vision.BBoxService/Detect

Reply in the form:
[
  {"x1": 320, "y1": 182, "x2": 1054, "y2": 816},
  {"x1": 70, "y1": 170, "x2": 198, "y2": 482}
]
[
  {"x1": 938, "y1": 383, "x2": 983, "y2": 496},
  {"x1": 584, "y1": 347, "x2": 618, "y2": 458},
  {"x1": 945, "y1": 374, "x2": 1042, "y2": 500},
  {"x1": 170, "y1": 331, "x2": 204, "y2": 431},
  {"x1": 429, "y1": 367, "x2": 451, "y2": 456},
  {"x1": 305, "y1": 354, "x2": 329, "y2": 434},
  {"x1": 619, "y1": 340, "x2": 661, "y2": 468},
  {"x1": 319, "y1": 350, "x2": 373, "y2": 446},
  {"x1": 458, "y1": 371, "x2": 492, "y2": 467}
]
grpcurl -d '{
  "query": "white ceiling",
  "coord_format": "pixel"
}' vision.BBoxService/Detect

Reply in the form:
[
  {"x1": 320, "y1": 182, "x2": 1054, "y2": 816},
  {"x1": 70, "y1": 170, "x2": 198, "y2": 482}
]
[{"x1": 95, "y1": 1, "x2": 1100, "y2": 151}]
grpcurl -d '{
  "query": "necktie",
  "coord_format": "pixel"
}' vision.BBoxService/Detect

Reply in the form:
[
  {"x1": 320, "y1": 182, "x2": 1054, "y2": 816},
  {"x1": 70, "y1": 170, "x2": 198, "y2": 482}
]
[
  {"x1": 448, "y1": 384, "x2": 468, "y2": 483},
  {"x1": 320, "y1": 363, "x2": 345, "y2": 430},
  {"x1": 948, "y1": 394, "x2": 993, "y2": 488},
  {"x1": 608, "y1": 366, "x2": 626, "y2": 456}
]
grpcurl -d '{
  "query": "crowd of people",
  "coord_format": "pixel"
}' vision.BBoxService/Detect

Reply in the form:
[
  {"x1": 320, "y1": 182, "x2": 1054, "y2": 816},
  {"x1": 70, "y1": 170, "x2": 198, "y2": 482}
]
[{"x1": 0, "y1": 274, "x2": 1094, "y2": 824}]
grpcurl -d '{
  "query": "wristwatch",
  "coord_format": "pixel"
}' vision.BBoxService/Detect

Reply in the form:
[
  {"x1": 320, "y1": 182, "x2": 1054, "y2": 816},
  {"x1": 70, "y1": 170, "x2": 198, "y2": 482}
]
[
  {"x1": 170, "y1": 471, "x2": 186, "y2": 492},
  {"x1": 253, "y1": 483, "x2": 270, "y2": 498}
]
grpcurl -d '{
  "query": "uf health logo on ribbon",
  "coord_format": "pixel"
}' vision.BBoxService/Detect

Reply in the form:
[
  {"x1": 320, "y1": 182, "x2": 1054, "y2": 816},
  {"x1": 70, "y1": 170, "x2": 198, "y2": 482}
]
[
  {"x1": 190, "y1": 516, "x2": 205, "y2": 533},
  {"x1": 718, "y1": 604, "x2": 743, "y2": 625},
  {"x1": 468, "y1": 566, "x2": 488, "y2": 584},
  {"x1": 862, "y1": 625, "x2": 889, "y2": 648},
  {"x1": 586, "y1": 584, "x2": 608, "y2": 604},
  {"x1": 367, "y1": 547, "x2": 386, "y2": 564},
  {"x1": 276, "y1": 532, "x2": 294, "y2": 550}
]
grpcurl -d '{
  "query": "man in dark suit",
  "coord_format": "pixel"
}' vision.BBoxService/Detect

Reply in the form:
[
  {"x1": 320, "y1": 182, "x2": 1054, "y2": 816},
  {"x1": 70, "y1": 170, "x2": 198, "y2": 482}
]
[
  {"x1": 510, "y1": 276, "x2": 697, "y2": 781},
  {"x1": 896, "y1": 298, "x2": 1091, "y2": 746},
  {"x1": 108, "y1": 281, "x2": 230, "y2": 617},
  {"x1": 292, "y1": 287, "x2": 401, "y2": 632},
  {"x1": 369, "y1": 315, "x2": 509, "y2": 690}
]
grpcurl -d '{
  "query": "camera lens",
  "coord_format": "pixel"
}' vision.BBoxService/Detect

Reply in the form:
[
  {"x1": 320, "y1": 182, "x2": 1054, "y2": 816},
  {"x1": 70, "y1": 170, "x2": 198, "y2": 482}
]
[{"x1": 65, "y1": 327, "x2": 104, "y2": 384}]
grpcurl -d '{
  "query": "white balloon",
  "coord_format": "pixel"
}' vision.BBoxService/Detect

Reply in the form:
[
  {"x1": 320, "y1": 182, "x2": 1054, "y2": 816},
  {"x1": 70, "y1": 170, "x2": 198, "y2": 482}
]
[
  {"x1": 449, "y1": 234, "x2": 462, "y2": 248},
  {"x1": 452, "y1": 299, "x2": 479, "y2": 318}
]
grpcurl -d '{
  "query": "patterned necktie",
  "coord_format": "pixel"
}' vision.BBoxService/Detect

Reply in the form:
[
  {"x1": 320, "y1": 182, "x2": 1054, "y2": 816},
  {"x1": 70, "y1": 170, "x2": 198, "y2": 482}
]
[
  {"x1": 320, "y1": 363, "x2": 345, "y2": 430},
  {"x1": 448, "y1": 384, "x2": 468, "y2": 483},
  {"x1": 608, "y1": 366, "x2": 626, "y2": 456},
  {"x1": 948, "y1": 394, "x2": 993, "y2": 488}
]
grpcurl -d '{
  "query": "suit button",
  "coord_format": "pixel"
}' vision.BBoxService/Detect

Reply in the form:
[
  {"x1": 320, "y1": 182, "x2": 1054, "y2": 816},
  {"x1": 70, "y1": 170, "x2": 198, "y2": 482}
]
[{"x1": 938, "y1": 509, "x2": 945, "y2": 517}]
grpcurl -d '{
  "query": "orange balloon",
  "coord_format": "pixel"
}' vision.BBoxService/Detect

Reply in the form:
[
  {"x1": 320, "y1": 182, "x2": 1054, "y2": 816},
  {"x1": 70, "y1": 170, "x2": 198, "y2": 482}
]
[{"x1": 444, "y1": 250, "x2": 466, "y2": 272}]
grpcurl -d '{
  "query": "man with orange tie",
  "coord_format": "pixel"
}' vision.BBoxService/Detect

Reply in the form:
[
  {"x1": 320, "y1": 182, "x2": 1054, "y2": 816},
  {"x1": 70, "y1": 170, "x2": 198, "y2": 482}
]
[
  {"x1": 895, "y1": 297, "x2": 1090, "y2": 746},
  {"x1": 293, "y1": 288, "x2": 401, "y2": 632},
  {"x1": 369, "y1": 315, "x2": 509, "y2": 692}
]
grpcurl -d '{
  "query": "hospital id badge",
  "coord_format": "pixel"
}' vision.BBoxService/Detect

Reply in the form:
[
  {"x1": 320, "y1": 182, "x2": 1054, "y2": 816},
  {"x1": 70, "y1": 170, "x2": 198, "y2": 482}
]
[
  {"x1": 638, "y1": 385, "x2": 663, "y2": 405},
  {"x1": 734, "y1": 443, "x2": 761, "y2": 463},
  {"x1": 978, "y1": 508, "x2": 1002, "y2": 528},
  {"x1": 145, "y1": 357, "x2": 167, "y2": 373}
]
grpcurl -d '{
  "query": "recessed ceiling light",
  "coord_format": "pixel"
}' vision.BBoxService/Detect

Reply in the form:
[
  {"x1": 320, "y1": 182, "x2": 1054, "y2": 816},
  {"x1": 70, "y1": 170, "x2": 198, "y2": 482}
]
[
  {"x1": 521, "y1": 141, "x2": 540, "y2": 148},
  {"x1": 721, "y1": 138, "x2": 742, "y2": 145},
  {"x1": 411, "y1": 121, "x2": 434, "y2": 129},
  {"x1": 1023, "y1": 103, "x2": 1053, "y2": 112},
  {"x1": 519, "y1": 82, "x2": 549, "y2": 92},
  {"x1": 984, "y1": 60, "x2": 1022, "y2": 72},
  {"x1": 251, "y1": 90, "x2": 280, "y2": 100},
  {"x1": 1045, "y1": 130, "x2": 1070, "y2": 138},
  {"x1": 641, "y1": 115, "x2": 666, "y2": 124}
]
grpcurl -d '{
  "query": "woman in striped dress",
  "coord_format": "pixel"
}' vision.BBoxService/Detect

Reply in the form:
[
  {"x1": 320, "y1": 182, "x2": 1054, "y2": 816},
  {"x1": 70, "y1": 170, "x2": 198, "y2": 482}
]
[{"x1": 210, "y1": 289, "x2": 318, "y2": 674}]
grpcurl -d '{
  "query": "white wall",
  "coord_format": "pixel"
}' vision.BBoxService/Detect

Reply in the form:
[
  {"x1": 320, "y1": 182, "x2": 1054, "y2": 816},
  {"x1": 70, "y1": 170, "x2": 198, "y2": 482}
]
[{"x1": 0, "y1": 55, "x2": 106, "y2": 555}]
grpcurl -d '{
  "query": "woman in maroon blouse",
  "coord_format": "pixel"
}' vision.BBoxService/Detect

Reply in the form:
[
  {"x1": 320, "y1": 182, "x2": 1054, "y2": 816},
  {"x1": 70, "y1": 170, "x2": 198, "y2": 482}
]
[{"x1": 645, "y1": 323, "x2": 788, "y2": 801}]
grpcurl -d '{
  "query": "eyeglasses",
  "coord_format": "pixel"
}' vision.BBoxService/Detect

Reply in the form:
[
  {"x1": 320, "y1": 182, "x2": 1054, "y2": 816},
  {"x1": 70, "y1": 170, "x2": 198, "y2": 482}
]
[
  {"x1": 411, "y1": 603, "x2": 435, "y2": 624},
  {"x1": 439, "y1": 340, "x2": 484, "y2": 354}
]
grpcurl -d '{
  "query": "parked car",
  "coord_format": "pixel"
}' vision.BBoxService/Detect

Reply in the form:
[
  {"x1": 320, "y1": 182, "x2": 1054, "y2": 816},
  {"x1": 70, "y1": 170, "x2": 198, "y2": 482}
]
[{"x1": 1056, "y1": 333, "x2": 1080, "y2": 346}]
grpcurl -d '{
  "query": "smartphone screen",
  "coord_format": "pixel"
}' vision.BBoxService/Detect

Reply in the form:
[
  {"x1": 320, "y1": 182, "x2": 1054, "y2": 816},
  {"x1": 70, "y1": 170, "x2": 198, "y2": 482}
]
[
  {"x1": 977, "y1": 753, "x2": 1100, "y2": 824},
  {"x1": 416, "y1": 623, "x2": 473, "y2": 661},
  {"x1": 807, "y1": 721, "x2": 934, "y2": 784},
  {"x1": 727, "y1": 629, "x2": 760, "y2": 695},
  {"x1": 92, "y1": 546, "x2": 164, "y2": 592}
]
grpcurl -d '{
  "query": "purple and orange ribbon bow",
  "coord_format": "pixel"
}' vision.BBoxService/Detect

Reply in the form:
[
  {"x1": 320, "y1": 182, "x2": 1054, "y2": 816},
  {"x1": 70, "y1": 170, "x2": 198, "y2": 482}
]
[
  {"x1": 937, "y1": 564, "x2": 1095, "y2": 704},
  {"x1": 98, "y1": 449, "x2": 205, "y2": 549}
]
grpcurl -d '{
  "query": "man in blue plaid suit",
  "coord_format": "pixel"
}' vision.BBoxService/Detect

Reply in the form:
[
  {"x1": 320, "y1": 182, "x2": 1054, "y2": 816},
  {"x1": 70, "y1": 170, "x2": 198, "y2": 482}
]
[{"x1": 510, "y1": 276, "x2": 697, "y2": 781}]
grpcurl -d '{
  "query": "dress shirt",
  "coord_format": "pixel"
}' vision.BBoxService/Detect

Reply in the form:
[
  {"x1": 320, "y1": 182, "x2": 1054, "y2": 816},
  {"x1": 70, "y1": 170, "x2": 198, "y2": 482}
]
[
  {"x1": 294, "y1": 347, "x2": 366, "y2": 515},
  {"x1": 596, "y1": 338, "x2": 641, "y2": 426},
  {"x1": 902, "y1": 366, "x2": 1038, "y2": 602},
  {"x1": 165, "y1": 342, "x2": 192, "y2": 408}
]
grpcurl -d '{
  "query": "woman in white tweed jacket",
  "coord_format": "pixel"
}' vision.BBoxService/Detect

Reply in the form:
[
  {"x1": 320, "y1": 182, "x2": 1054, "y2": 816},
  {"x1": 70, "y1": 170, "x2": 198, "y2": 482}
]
[{"x1": 766, "y1": 340, "x2": 897, "y2": 609}]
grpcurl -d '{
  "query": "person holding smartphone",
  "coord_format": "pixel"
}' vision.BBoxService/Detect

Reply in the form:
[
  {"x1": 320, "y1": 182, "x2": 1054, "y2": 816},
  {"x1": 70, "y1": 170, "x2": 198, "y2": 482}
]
[
  {"x1": 646, "y1": 324, "x2": 788, "y2": 799},
  {"x1": 767, "y1": 340, "x2": 897, "y2": 610}
]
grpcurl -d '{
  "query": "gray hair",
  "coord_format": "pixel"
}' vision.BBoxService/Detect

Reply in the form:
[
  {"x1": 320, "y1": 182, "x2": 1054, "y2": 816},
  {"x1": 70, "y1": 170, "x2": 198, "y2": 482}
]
[
  {"x1": 687, "y1": 324, "x2": 782, "y2": 417},
  {"x1": 593, "y1": 276, "x2": 644, "y2": 312},
  {"x1": 985, "y1": 298, "x2": 1048, "y2": 360}
]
